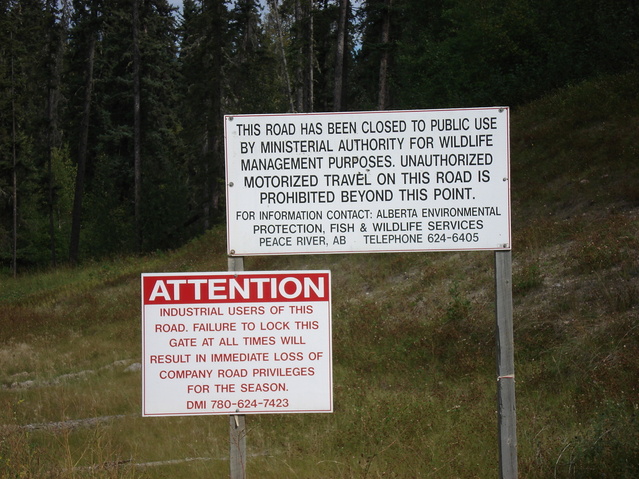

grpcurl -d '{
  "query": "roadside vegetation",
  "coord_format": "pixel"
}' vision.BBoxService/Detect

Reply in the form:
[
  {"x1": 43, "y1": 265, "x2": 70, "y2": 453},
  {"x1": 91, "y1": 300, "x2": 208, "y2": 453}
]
[{"x1": 1, "y1": 72, "x2": 638, "y2": 477}]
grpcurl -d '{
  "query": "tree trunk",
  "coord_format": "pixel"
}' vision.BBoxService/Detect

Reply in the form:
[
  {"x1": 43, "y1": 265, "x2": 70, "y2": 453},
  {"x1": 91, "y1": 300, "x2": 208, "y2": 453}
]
[
  {"x1": 307, "y1": 0, "x2": 314, "y2": 112},
  {"x1": 69, "y1": 31, "x2": 96, "y2": 265},
  {"x1": 294, "y1": 0, "x2": 303, "y2": 110},
  {"x1": 133, "y1": 0, "x2": 142, "y2": 251},
  {"x1": 46, "y1": 83, "x2": 57, "y2": 267},
  {"x1": 294, "y1": 0, "x2": 314, "y2": 112},
  {"x1": 377, "y1": 0, "x2": 392, "y2": 110},
  {"x1": 205, "y1": 0, "x2": 225, "y2": 227},
  {"x1": 333, "y1": 0, "x2": 348, "y2": 111},
  {"x1": 269, "y1": 0, "x2": 295, "y2": 111},
  {"x1": 11, "y1": 31, "x2": 17, "y2": 277},
  {"x1": 46, "y1": 0, "x2": 66, "y2": 267}
]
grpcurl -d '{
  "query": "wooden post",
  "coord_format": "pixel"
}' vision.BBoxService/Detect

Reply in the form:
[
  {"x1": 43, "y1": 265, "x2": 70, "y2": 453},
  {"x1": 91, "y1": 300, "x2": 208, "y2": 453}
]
[
  {"x1": 229, "y1": 414, "x2": 246, "y2": 479},
  {"x1": 494, "y1": 251, "x2": 517, "y2": 478},
  {"x1": 228, "y1": 256, "x2": 247, "y2": 479}
]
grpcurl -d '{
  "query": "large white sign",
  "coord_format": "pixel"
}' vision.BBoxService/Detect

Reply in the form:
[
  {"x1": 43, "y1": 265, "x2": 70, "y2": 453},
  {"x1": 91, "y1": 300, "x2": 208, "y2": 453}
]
[
  {"x1": 141, "y1": 271, "x2": 332, "y2": 416},
  {"x1": 225, "y1": 108, "x2": 511, "y2": 255}
]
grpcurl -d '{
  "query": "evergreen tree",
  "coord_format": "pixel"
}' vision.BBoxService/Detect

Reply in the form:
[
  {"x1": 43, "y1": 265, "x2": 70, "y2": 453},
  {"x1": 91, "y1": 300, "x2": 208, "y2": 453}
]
[
  {"x1": 0, "y1": 0, "x2": 60, "y2": 271},
  {"x1": 351, "y1": 0, "x2": 401, "y2": 110},
  {"x1": 68, "y1": 0, "x2": 186, "y2": 260},
  {"x1": 352, "y1": 0, "x2": 639, "y2": 111},
  {"x1": 332, "y1": 0, "x2": 349, "y2": 111},
  {"x1": 67, "y1": 0, "x2": 99, "y2": 264},
  {"x1": 136, "y1": 0, "x2": 188, "y2": 251},
  {"x1": 2, "y1": 0, "x2": 638, "y2": 269},
  {"x1": 178, "y1": 0, "x2": 229, "y2": 232},
  {"x1": 313, "y1": 0, "x2": 345, "y2": 112},
  {"x1": 43, "y1": 0, "x2": 69, "y2": 266},
  {"x1": 227, "y1": 0, "x2": 284, "y2": 113},
  {"x1": 0, "y1": 1, "x2": 16, "y2": 270},
  {"x1": 268, "y1": 0, "x2": 353, "y2": 113},
  {"x1": 264, "y1": 0, "x2": 296, "y2": 110}
]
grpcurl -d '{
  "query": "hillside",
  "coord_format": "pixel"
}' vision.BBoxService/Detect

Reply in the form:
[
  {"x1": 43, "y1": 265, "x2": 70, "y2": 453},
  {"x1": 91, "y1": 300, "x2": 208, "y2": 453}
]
[{"x1": 1, "y1": 72, "x2": 638, "y2": 478}]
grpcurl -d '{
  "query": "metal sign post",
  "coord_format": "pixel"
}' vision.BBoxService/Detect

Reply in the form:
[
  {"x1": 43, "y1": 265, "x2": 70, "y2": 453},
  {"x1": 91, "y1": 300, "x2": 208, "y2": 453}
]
[{"x1": 495, "y1": 250, "x2": 517, "y2": 478}]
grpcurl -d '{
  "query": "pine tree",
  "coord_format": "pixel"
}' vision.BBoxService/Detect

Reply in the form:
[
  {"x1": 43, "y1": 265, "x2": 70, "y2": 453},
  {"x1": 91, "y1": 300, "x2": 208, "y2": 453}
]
[
  {"x1": 67, "y1": 0, "x2": 186, "y2": 261},
  {"x1": 178, "y1": 0, "x2": 229, "y2": 232},
  {"x1": 265, "y1": 0, "x2": 295, "y2": 111},
  {"x1": 67, "y1": 0, "x2": 99, "y2": 264},
  {"x1": 43, "y1": 0, "x2": 68, "y2": 266},
  {"x1": 136, "y1": 0, "x2": 187, "y2": 251},
  {"x1": 333, "y1": 0, "x2": 349, "y2": 111},
  {"x1": 0, "y1": 0, "x2": 60, "y2": 271},
  {"x1": 227, "y1": 0, "x2": 284, "y2": 113}
]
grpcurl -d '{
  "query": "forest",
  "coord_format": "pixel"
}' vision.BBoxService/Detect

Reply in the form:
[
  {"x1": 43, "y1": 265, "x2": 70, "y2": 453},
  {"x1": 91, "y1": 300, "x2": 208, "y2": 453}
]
[{"x1": 1, "y1": 0, "x2": 638, "y2": 272}]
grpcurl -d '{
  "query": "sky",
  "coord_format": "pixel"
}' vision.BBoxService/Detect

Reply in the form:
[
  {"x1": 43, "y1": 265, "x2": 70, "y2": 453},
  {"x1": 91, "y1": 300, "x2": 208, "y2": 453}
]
[{"x1": 167, "y1": 0, "x2": 182, "y2": 11}]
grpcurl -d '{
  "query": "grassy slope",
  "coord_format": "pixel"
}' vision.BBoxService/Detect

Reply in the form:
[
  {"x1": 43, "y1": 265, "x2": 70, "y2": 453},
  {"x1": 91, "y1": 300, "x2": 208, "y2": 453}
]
[{"x1": 1, "y1": 72, "x2": 638, "y2": 478}]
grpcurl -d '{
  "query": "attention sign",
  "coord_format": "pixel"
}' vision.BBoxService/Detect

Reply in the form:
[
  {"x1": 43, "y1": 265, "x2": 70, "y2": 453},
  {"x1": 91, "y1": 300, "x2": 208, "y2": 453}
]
[
  {"x1": 225, "y1": 108, "x2": 511, "y2": 255},
  {"x1": 141, "y1": 271, "x2": 332, "y2": 416}
]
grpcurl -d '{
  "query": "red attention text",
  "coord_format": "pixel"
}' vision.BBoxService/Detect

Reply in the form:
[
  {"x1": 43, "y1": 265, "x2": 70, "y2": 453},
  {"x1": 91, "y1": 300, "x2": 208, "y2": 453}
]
[{"x1": 143, "y1": 272, "x2": 329, "y2": 304}]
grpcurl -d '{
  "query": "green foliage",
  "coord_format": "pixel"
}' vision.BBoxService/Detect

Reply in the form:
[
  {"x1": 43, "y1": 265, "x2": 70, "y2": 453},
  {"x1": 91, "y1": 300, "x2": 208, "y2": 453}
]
[
  {"x1": 0, "y1": 0, "x2": 62, "y2": 269},
  {"x1": 566, "y1": 400, "x2": 639, "y2": 478},
  {"x1": 177, "y1": 0, "x2": 229, "y2": 233},
  {"x1": 444, "y1": 280, "x2": 471, "y2": 323},
  {"x1": 4, "y1": 0, "x2": 639, "y2": 266},
  {"x1": 514, "y1": 259, "x2": 543, "y2": 295},
  {"x1": 227, "y1": 0, "x2": 286, "y2": 113},
  {"x1": 511, "y1": 71, "x2": 639, "y2": 218},
  {"x1": 561, "y1": 213, "x2": 638, "y2": 280},
  {"x1": 0, "y1": 409, "x2": 48, "y2": 477},
  {"x1": 355, "y1": 0, "x2": 639, "y2": 109}
]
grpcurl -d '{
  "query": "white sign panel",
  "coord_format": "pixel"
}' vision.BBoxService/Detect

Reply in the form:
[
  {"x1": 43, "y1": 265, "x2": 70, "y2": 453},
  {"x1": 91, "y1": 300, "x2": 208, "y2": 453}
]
[
  {"x1": 225, "y1": 108, "x2": 511, "y2": 255},
  {"x1": 141, "y1": 271, "x2": 332, "y2": 416}
]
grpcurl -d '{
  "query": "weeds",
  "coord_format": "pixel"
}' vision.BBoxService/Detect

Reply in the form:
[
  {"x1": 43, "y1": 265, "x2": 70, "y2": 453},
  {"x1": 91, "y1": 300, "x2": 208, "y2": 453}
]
[
  {"x1": 562, "y1": 400, "x2": 639, "y2": 478},
  {"x1": 597, "y1": 271, "x2": 639, "y2": 312},
  {"x1": 514, "y1": 260, "x2": 543, "y2": 295},
  {"x1": 444, "y1": 281, "x2": 471, "y2": 323}
]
